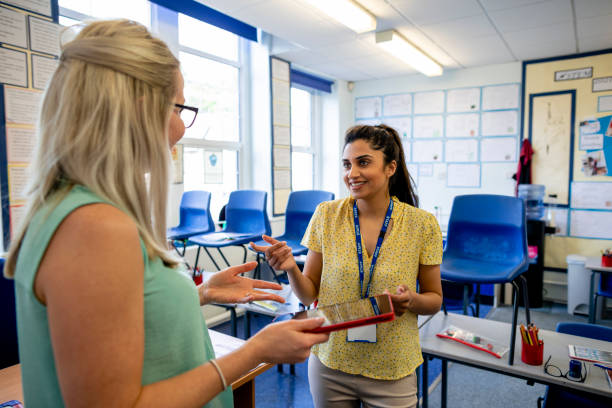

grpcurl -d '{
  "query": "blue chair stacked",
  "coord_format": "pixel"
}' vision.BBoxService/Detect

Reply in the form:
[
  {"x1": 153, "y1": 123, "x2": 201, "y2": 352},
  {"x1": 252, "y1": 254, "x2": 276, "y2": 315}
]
[
  {"x1": 189, "y1": 190, "x2": 271, "y2": 270},
  {"x1": 538, "y1": 322, "x2": 612, "y2": 408},
  {"x1": 251, "y1": 190, "x2": 335, "y2": 283},
  {"x1": 0, "y1": 258, "x2": 19, "y2": 369},
  {"x1": 593, "y1": 273, "x2": 612, "y2": 324},
  {"x1": 440, "y1": 194, "x2": 530, "y2": 364},
  {"x1": 167, "y1": 190, "x2": 215, "y2": 257}
]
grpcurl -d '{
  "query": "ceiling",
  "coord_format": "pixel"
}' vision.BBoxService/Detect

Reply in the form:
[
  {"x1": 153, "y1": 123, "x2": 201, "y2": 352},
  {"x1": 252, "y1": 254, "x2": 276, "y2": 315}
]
[{"x1": 201, "y1": 0, "x2": 612, "y2": 81}]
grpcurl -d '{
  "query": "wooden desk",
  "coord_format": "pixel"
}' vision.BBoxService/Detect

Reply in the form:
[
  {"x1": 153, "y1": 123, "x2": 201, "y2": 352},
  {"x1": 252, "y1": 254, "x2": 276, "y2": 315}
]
[
  {"x1": 586, "y1": 257, "x2": 612, "y2": 323},
  {"x1": 0, "y1": 330, "x2": 271, "y2": 407},
  {"x1": 419, "y1": 312, "x2": 612, "y2": 408}
]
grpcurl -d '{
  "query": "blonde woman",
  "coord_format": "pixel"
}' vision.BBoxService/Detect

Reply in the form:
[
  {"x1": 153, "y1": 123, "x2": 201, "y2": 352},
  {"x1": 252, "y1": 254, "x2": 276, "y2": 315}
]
[{"x1": 5, "y1": 20, "x2": 328, "y2": 407}]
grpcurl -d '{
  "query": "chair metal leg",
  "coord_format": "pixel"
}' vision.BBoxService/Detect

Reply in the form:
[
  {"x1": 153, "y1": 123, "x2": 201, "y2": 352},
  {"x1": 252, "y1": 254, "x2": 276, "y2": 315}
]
[
  {"x1": 172, "y1": 239, "x2": 187, "y2": 257},
  {"x1": 593, "y1": 294, "x2": 599, "y2": 324},
  {"x1": 519, "y1": 275, "x2": 531, "y2": 325},
  {"x1": 441, "y1": 359, "x2": 448, "y2": 408},
  {"x1": 244, "y1": 310, "x2": 251, "y2": 338},
  {"x1": 442, "y1": 301, "x2": 448, "y2": 315},
  {"x1": 230, "y1": 307, "x2": 237, "y2": 337},
  {"x1": 216, "y1": 247, "x2": 232, "y2": 269},
  {"x1": 241, "y1": 245, "x2": 248, "y2": 263},
  {"x1": 462, "y1": 284, "x2": 469, "y2": 315},
  {"x1": 508, "y1": 281, "x2": 520, "y2": 365},
  {"x1": 422, "y1": 356, "x2": 429, "y2": 408},
  {"x1": 476, "y1": 284, "x2": 481, "y2": 317},
  {"x1": 203, "y1": 247, "x2": 221, "y2": 271},
  {"x1": 194, "y1": 246, "x2": 201, "y2": 270}
]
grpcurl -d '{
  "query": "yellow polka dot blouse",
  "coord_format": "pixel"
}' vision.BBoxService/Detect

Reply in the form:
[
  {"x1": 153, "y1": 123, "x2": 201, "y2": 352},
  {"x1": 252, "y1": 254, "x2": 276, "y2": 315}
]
[{"x1": 302, "y1": 196, "x2": 443, "y2": 380}]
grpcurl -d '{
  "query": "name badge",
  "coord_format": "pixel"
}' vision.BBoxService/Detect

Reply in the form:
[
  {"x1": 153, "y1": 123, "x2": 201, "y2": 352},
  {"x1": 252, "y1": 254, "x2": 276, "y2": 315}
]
[{"x1": 347, "y1": 324, "x2": 376, "y2": 343}]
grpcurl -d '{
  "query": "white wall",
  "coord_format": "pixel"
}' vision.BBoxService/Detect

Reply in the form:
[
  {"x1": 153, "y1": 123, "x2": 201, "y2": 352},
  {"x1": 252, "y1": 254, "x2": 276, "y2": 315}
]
[{"x1": 352, "y1": 62, "x2": 522, "y2": 229}]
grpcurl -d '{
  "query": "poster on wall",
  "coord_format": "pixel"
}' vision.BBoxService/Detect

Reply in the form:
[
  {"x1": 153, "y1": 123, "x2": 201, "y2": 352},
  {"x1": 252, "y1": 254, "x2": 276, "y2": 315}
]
[{"x1": 580, "y1": 114, "x2": 612, "y2": 177}]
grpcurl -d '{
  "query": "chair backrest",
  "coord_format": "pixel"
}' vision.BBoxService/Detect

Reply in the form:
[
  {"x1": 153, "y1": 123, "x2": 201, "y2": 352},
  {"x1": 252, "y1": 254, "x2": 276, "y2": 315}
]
[
  {"x1": 178, "y1": 190, "x2": 215, "y2": 233},
  {"x1": 445, "y1": 194, "x2": 528, "y2": 266},
  {"x1": 0, "y1": 258, "x2": 19, "y2": 368},
  {"x1": 556, "y1": 322, "x2": 612, "y2": 342},
  {"x1": 283, "y1": 190, "x2": 335, "y2": 240},
  {"x1": 225, "y1": 190, "x2": 271, "y2": 236}
]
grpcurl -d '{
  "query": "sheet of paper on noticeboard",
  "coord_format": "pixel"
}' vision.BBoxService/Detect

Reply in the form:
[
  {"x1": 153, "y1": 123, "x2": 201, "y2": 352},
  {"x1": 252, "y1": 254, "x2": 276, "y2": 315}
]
[
  {"x1": 446, "y1": 113, "x2": 479, "y2": 138},
  {"x1": 447, "y1": 163, "x2": 480, "y2": 188},
  {"x1": 481, "y1": 137, "x2": 517, "y2": 162},
  {"x1": 414, "y1": 91, "x2": 444, "y2": 114},
  {"x1": 570, "y1": 210, "x2": 612, "y2": 239},
  {"x1": 412, "y1": 140, "x2": 443, "y2": 162},
  {"x1": 355, "y1": 96, "x2": 381, "y2": 119},
  {"x1": 383, "y1": 93, "x2": 411, "y2": 116},
  {"x1": 413, "y1": 115, "x2": 443, "y2": 138},
  {"x1": 482, "y1": 84, "x2": 519, "y2": 110},
  {"x1": 570, "y1": 182, "x2": 612, "y2": 210},
  {"x1": 446, "y1": 88, "x2": 480, "y2": 112},
  {"x1": 445, "y1": 139, "x2": 478, "y2": 162}
]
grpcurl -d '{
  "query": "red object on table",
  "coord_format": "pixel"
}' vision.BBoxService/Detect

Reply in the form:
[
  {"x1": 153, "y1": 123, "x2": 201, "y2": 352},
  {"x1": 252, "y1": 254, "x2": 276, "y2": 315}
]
[
  {"x1": 193, "y1": 269, "x2": 203, "y2": 285},
  {"x1": 602, "y1": 255, "x2": 612, "y2": 267}
]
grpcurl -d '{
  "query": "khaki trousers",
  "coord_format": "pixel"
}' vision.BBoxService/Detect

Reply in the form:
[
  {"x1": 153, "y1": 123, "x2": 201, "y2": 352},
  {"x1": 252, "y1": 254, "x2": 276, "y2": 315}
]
[{"x1": 308, "y1": 354, "x2": 418, "y2": 408}]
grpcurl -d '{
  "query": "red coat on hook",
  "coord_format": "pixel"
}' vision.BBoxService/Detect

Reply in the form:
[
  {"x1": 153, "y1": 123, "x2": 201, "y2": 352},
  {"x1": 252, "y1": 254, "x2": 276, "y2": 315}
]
[{"x1": 513, "y1": 138, "x2": 534, "y2": 195}]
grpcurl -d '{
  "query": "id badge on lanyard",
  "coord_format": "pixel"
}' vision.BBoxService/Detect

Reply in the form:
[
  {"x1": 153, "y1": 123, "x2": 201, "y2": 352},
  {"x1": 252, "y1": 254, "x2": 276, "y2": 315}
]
[{"x1": 346, "y1": 198, "x2": 393, "y2": 344}]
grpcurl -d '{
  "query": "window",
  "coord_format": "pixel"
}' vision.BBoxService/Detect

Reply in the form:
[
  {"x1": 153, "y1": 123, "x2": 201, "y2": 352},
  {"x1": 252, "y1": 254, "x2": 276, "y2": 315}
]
[
  {"x1": 291, "y1": 87, "x2": 314, "y2": 191},
  {"x1": 59, "y1": 0, "x2": 150, "y2": 26},
  {"x1": 178, "y1": 14, "x2": 242, "y2": 219}
]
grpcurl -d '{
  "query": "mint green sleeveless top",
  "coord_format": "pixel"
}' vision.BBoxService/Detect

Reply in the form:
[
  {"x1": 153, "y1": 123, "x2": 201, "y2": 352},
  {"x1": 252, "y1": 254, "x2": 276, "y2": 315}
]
[{"x1": 13, "y1": 185, "x2": 233, "y2": 407}]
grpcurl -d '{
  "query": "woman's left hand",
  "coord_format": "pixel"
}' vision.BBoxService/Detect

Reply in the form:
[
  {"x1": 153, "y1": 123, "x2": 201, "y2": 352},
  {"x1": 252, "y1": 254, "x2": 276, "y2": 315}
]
[
  {"x1": 384, "y1": 284, "x2": 417, "y2": 317},
  {"x1": 198, "y1": 261, "x2": 286, "y2": 306}
]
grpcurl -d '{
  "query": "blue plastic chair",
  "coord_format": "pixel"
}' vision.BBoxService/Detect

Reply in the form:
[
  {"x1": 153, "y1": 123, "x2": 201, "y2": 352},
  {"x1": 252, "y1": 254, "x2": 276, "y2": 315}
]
[
  {"x1": 593, "y1": 274, "x2": 612, "y2": 324},
  {"x1": 251, "y1": 190, "x2": 335, "y2": 282},
  {"x1": 167, "y1": 190, "x2": 215, "y2": 257},
  {"x1": 537, "y1": 322, "x2": 612, "y2": 408},
  {"x1": 440, "y1": 194, "x2": 530, "y2": 365},
  {"x1": 0, "y1": 258, "x2": 19, "y2": 369},
  {"x1": 189, "y1": 190, "x2": 271, "y2": 270}
]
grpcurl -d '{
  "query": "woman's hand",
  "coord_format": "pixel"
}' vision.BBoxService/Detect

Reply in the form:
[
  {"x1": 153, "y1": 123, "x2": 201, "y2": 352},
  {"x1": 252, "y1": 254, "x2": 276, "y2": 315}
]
[
  {"x1": 246, "y1": 318, "x2": 329, "y2": 364},
  {"x1": 198, "y1": 261, "x2": 286, "y2": 306},
  {"x1": 249, "y1": 235, "x2": 298, "y2": 272},
  {"x1": 384, "y1": 284, "x2": 417, "y2": 317}
]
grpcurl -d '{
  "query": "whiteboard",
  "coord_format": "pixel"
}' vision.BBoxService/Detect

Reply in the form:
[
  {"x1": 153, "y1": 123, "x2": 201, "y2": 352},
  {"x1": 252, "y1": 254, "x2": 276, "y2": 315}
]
[
  {"x1": 413, "y1": 115, "x2": 443, "y2": 138},
  {"x1": 414, "y1": 91, "x2": 444, "y2": 114},
  {"x1": 482, "y1": 84, "x2": 519, "y2": 110},
  {"x1": 384, "y1": 116, "x2": 411, "y2": 139},
  {"x1": 481, "y1": 137, "x2": 517, "y2": 162},
  {"x1": 445, "y1": 139, "x2": 478, "y2": 162},
  {"x1": 355, "y1": 96, "x2": 381, "y2": 118},
  {"x1": 383, "y1": 93, "x2": 412, "y2": 116},
  {"x1": 413, "y1": 140, "x2": 443, "y2": 162},
  {"x1": 446, "y1": 88, "x2": 480, "y2": 112},
  {"x1": 481, "y1": 110, "x2": 518, "y2": 136},
  {"x1": 446, "y1": 113, "x2": 479, "y2": 137}
]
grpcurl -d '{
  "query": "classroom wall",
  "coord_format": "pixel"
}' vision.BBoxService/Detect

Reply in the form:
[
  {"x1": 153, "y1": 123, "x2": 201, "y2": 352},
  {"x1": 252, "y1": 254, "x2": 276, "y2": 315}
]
[
  {"x1": 352, "y1": 62, "x2": 522, "y2": 227},
  {"x1": 522, "y1": 51, "x2": 612, "y2": 268}
]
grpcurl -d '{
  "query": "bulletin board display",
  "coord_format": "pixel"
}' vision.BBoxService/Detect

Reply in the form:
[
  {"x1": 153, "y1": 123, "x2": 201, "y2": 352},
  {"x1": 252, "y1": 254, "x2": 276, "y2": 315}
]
[
  {"x1": 269, "y1": 57, "x2": 291, "y2": 216},
  {"x1": 522, "y1": 49, "x2": 612, "y2": 268},
  {"x1": 354, "y1": 83, "x2": 520, "y2": 217},
  {"x1": 0, "y1": 0, "x2": 60, "y2": 249}
]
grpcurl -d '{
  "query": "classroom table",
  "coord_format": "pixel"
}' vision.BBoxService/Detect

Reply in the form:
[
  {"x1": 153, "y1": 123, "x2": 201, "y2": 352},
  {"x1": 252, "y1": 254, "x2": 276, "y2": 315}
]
[
  {"x1": 0, "y1": 330, "x2": 271, "y2": 408},
  {"x1": 419, "y1": 311, "x2": 612, "y2": 408},
  {"x1": 586, "y1": 257, "x2": 612, "y2": 323}
]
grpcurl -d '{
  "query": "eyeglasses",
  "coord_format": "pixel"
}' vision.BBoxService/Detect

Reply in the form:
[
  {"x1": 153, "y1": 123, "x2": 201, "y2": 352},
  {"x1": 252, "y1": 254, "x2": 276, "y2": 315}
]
[
  {"x1": 544, "y1": 356, "x2": 587, "y2": 382},
  {"x1": 174, "y1": 103, "x2": 198, "y2": 128}
]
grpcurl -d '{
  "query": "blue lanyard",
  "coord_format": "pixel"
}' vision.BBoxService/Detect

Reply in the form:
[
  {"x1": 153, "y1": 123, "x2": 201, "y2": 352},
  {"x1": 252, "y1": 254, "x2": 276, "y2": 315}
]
[{"x1": 352, "y1": 198, "x2": 393, "y2": 299}]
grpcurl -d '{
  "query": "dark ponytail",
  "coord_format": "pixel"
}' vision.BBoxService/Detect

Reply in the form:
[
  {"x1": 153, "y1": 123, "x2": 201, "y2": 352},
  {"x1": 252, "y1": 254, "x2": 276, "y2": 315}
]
[{"x1": 344, "y1": 124, "x2": 419, "y2": 207}]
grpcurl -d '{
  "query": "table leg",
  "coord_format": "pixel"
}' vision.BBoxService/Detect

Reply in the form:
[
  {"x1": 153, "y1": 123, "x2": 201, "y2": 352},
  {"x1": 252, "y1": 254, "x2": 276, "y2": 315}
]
[
  {"x1": 441, "y1": 359, "x2": 448, "y2": 408},
  {"x1": 230, "y1": 308, "x2": 237, "y2": 337},
  {"x1": 589, "y1": 271, "x2": 596, "y2": 324},
  {"x1": 422, "y1": 356, "x2": 428, "y2": 408},
  {"x1": 462, "y1": 284, "x2": 469, "y2": 315},
  {"x1": 508, "y1": 281, "x2": 519, "y2": 365},
  {"x1": 244, "y1": 311, "x2": 251, "y2": 338}
]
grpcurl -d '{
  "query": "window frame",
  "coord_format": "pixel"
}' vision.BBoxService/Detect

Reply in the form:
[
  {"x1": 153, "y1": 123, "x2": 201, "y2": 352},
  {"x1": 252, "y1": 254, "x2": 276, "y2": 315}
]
[{"x1": 290, "y1": 84, "x2": 318, "y2": 191}]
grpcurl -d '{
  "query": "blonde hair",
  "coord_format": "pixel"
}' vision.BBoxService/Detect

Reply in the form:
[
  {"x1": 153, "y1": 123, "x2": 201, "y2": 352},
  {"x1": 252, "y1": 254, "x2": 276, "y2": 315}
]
[{"x1": 5, "y1": 19, "x2": 181, "y2": 277}]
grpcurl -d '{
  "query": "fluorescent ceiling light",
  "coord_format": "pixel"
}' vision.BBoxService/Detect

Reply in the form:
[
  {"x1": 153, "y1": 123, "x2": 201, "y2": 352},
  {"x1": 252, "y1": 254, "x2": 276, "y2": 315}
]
[
  {"x1": 375, "y1": 30, "x2": 443, "y2": 77},
  {"x1": 305, "y1": 0, "x2": 376, "y2": 33}
]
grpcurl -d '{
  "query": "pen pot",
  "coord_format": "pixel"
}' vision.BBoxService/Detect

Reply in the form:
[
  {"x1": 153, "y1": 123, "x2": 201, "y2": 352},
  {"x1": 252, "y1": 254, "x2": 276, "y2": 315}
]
[
  {"x1": 521, "y1": 338, "x2": 544, "y2": 365},
  {"x1": 602, "y1": 255, "x2": 612, "y2": 267}
]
